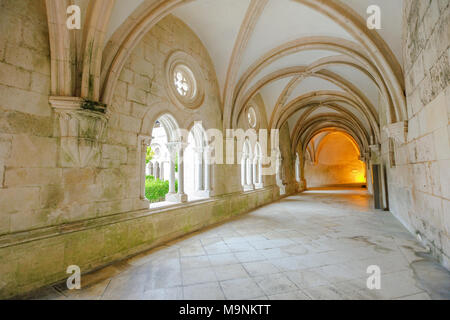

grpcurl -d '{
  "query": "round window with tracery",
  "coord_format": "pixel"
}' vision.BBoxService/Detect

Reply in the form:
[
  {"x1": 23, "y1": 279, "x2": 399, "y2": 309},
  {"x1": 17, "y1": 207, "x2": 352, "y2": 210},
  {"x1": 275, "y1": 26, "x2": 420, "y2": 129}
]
[
  {"x1": 247, "y1": 106, "x2": 257, "y2": 128},
  {"x1": 173, "y1": 65, "x2": 197, "y2": 99},
  {"x1": 166, "y1": 51, "x2": 205, "y2": 110}
]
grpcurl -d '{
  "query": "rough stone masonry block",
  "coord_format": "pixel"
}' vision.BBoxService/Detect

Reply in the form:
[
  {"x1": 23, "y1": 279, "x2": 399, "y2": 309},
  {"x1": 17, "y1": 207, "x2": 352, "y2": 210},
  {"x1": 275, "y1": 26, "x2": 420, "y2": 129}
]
[
  {"x1": 102, "y1": 144, "x2": 128, "y2": 164},
  {"x1": 15, "y1": 241, "x2": 65, "y2": 287},
  {"x1": 0, "y1": 85, "x2": 50, "y2": 117},
  {"x1": 4, "y1": 167, "x2": 62, "y2": 188},
  {"x1": 134, "y1": 74, "x2": 151, "y2": 92},
  {"x1": 63, "y1": 168, "x2": 97, "y2": 186},
  {"x1": 415, "y1": 134, "x2": 436, "y2": 162},
  {"x1": 0, "y1": 162, "x2": 4, "y2": 188},
  {"x1": 442, "y1": 199, "x2": 450, "y2": 235},
  {"x1": 6, "y1": 134, "x2": 57, "y2": 168},
  {"x1": 30, "y1": 72, "x2": 50, "y2": 94},
  {"x1": 430, "y1": 51, "x2": 450, "y2": 96},
  {"x1": 119, "y1": 114, "x2": 141, "y2": 133},
  {"x1": 119, "y1": 68, "x2": 134, "y2": 84},
  {"x1": 0, "y1": 135, "x2": 12, "y2": 161},
  {"x1": 412, "y1": 53, "x2": 426, "y2": 88},
  {"x1": 420, "y1": 90, "x2": 448, "y2": 135},
  {"x1": 439, "y1": 159, "x2": 450, "y2": 199},
  {"x1": 423, "y1": 0, "x2": 441, "y2": 38},
  {"x1": 407, "y1": 114, "x2": 420, "y2": 142},
  {"x1": 5, "y1": 44, "x2": 50, "y2": 75},
  {"x1": 426, "y1": 161, "x2": 442, "y2": 196},
  {"x1": 127, "y1": 85, "x2": 147, "y2": 105},
  {"x1": 0, "y1": 62, "x2": 31, "y2": 90},
  {"x1": 433, "y1": 125, "x2": 450, "y2": 160},
  {"x1": 0, "y1": 187, "x2": 40, "y2": 214}
]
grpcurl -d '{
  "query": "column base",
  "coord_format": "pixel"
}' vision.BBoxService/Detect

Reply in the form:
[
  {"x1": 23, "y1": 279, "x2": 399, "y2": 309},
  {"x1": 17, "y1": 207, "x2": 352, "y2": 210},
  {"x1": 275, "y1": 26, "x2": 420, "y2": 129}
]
[
  {"x1": 166, "y1": 192, "x2": 188, "y2": 203},
  {"x1": 279, "y1": 184, "x2": 286, "y2": 196},
  {"x1": 137, "y1": 198, "x2": 151, "y2": 209},
  {"x1": 255, "y1": 183, "x2": 264, "y2": 189},
  {"x1": 243, "y1": 184, "x2": 255, "y2": 192},
  {"x1": 194, "y1": 190, "x2": 212, "y2": 198},
  {"x1": 296, "y1": 180, "x2": 307, "y2": 192}
]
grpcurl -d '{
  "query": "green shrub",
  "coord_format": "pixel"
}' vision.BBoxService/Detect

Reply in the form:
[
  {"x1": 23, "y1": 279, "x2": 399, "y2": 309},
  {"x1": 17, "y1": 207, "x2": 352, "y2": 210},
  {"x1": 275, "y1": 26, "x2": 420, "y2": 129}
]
[{"x1": 145, "y1": 175, "x2": 178, "y2": 202}]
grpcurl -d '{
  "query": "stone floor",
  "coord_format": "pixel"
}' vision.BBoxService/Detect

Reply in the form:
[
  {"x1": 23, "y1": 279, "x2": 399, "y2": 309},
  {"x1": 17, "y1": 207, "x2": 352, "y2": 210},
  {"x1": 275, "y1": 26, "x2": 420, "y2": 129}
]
[{"x1": 27, "y1": 188, "x2": 450, "y2": 300}]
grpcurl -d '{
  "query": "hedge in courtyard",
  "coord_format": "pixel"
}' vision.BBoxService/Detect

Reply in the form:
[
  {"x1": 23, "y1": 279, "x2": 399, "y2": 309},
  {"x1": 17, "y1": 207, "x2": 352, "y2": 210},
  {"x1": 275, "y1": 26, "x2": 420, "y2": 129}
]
[{"x1": 145, "y1": 175, "x2": 178, "y2": 202}]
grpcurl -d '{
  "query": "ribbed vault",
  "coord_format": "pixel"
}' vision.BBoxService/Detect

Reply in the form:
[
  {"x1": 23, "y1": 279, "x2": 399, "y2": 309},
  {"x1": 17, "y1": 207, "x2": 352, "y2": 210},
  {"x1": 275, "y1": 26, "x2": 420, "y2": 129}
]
[{"x1": 45, "y1": 0, "x2": 406, "y2": 161}]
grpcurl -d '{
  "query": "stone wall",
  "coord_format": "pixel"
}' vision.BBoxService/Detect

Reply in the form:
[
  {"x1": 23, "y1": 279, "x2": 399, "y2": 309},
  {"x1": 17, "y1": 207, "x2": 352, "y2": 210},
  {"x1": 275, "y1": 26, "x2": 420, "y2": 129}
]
[
  {"x1": 0, "y1": 186, "x2": 278, "y2": 298},
  {"x1": 0, "y1": 0, "x2": 53, "y2": 234},
  {"x1": 385, "y1": 0, "x2": 450, "y2": 268}
]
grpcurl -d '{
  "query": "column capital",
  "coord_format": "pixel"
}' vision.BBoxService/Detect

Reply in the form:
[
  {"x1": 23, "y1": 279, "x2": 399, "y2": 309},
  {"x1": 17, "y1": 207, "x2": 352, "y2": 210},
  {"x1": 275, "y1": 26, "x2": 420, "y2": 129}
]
[
  {"x1": 139, "y1": 135, "x2": 152, "y2": 147},
  {"x1": 204, "y1": 145, "x2": 214, "y2": 153},
  {"x1": 166, "y1": 141, "x2": 188, "y2": 151},
  {"x1": 49, "y1": 96, "x2": 108, "y2": 168},
  {"x1": 49, "y1": 96, "x2": 82, "y2": 111},
  {"x1": 193, "y1": 146, "x2": 205, "y2": 154}
]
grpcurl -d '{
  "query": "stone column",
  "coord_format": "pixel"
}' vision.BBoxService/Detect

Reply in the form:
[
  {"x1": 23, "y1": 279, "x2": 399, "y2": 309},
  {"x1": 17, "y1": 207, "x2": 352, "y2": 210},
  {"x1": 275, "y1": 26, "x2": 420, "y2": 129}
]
[
  {"x1": 139, "y1": 136, "x2": 151, "y2": 200},
  {"x1": 160, "y1": 162, "x2": 165, "y2": 180},
  {"x1": 252, "y1": 157, "x2": 257, "y2": 185},
  {"x1": 166, "y1": 142, "x2": 188, "y2": 203},
  {"x1": 241, "y1": 155, "x2": 247, "y2": 187},
  {"x1": 195, "y1": 148, "x2": 204, "y2": 191},
  {"x1": 168, "y1": 144, "x2": 176, "y2": 194},
  {"x1": 276, "y1": 156, "x2": 282, "y2": 184},
  {"x1": 155, "y1": 162, "x2": 160, "y2": 180},
  {"x1": 256, "y1": 156, "x2": 263, "y2": 188},
  {"x1": 177, "y1": 142, "x2": 188, "y2": 202},
  {"x1": 366, "y1": 162, "x2": 374, "y2": 195},
  {"x1": 246, "y1": 156, "x2": 254, "y2": 190},
  {"x1": 204, "y1": 146, "x2": 212, "y2": 194},
  {"x1": 277, "y1": 155, "x2": 285, "y2": 195}
]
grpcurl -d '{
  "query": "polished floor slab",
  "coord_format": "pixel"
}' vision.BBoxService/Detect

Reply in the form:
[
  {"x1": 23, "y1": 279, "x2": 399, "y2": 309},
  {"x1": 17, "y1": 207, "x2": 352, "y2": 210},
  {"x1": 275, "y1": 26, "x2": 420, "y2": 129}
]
[{"x1": 25, "y1": 188, "x2": 450, "y2": 300}]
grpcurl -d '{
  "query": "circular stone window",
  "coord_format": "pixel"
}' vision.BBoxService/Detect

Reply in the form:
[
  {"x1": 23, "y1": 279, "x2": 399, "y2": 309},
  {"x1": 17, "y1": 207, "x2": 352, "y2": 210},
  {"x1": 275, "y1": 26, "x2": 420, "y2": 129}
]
[
  {"x1": 166, "y1": 51, "x2": 205, "y2": 110},
  {"x1": 247, "y1": 106, "x2": 257, "y2": 128},
  {"x1": 173, "y1": 65, "x2": 197, "y2": 99}
]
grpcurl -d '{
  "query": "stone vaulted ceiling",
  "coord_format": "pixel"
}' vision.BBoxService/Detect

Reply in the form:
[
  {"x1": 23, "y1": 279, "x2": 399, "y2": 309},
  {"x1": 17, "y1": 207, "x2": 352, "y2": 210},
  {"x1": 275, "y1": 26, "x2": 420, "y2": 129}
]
[{"x1": 49, "y1": 0, "x2": 407, "y2": 156}]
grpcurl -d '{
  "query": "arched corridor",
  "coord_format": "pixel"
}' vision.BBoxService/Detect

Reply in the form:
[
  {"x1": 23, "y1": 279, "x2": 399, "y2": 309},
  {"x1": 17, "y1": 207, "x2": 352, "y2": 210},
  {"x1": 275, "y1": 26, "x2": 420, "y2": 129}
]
[
  {"x1": 0, "y1": 0, "x2": 449, "y2": 300},
  {"x1": 28, "y1": 188, "x2": 450, "y2": 300}
]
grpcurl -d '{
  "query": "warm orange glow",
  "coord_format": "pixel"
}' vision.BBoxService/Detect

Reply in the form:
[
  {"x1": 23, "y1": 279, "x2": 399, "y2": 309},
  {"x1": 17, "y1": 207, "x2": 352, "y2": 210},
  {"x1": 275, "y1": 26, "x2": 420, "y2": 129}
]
[
  {"x1": 351, "y1": 163, "x2": 367, "y2": 183},
  {"x1": 305, "y1": 130, "x2": 367, "y2": 187}
]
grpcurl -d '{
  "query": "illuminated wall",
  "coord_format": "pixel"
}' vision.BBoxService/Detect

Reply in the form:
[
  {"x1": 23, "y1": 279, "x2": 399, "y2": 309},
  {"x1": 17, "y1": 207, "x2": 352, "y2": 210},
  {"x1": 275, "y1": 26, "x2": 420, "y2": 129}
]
[{"x1": 305, "y1": 131, "x2": 366, "y2": 187}]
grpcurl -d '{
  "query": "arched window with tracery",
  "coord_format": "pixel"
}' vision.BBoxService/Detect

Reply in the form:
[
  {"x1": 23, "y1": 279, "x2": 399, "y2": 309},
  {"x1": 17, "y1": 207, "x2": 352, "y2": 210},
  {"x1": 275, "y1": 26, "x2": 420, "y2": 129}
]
[{"x1": 185, "y1": 122, "x2": 211, "y2": 200}]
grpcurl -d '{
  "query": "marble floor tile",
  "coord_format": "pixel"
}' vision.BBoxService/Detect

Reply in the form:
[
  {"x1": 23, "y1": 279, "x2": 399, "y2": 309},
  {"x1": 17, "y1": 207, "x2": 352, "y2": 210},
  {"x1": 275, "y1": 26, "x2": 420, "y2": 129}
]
[
  {"x1": 268, "y1": 290, "x2": 311, "y2": 300},
  {"x1": 142, "y1": 287, "x2": 184, "y2": 300},
  {"x1": 182, "y1": 267, "x2": 217, "y2": 286},
  {"x1": 213, "y1": 264, "x2": 249, "y2": 281},
  {"x1": 254, "y1": 273, "x2": 299, "y2": 296},
  {"x1": 243, "y1": 261, "x2": 280, "y2": 277},
  {"x1": 183, "y1": 282, "x2": 225, "y2": 300},
  {"x1": 284, "y1": 269, "x2": 332, "y2": 289},
  {"x1": 32, "y1": 188, "x2": 450, "y2": 300},
  {"x1": 220, "y1": 278, "x2": 265, "y2": 300},
  {"x1": 208, "y1": 253, "x2": 239, "y2": 266}
]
